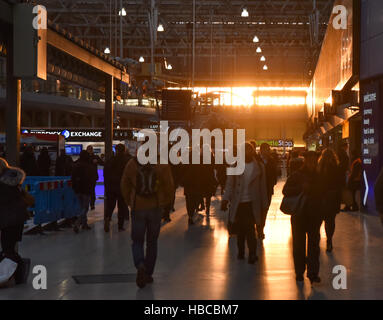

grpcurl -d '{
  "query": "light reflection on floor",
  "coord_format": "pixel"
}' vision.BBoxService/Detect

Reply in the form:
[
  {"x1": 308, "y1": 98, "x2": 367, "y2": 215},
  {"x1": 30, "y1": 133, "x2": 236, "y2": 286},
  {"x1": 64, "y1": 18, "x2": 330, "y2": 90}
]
[{"x1": 1, "y1": 181, "x2": 383, "y2": 300}]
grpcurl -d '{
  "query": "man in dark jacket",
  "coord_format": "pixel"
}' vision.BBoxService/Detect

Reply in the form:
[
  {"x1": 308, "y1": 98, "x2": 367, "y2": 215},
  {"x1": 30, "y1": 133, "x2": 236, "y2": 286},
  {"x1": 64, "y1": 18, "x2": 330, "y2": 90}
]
[
  {"x1": 86, "y1": 145, "x2": 104, "y2": 210},
  {"x1": 282, "y1": 151, "x2": 322, "y2": 284},
  {"x1": 55, "y1": 149, "x2": 74, "y2": 176},
  {"x1": 104, "y1": 144, "x2": 131, "y2": 232},
  {"x1": 375, "y1": 167, "x2": 383, "y2": 226},
  {"x1": 71, "y1": 151, "x2": 93, "y2": 232},
  {"x1": 20, "y1": 146, "x2": 39, "y2": 176},
  {"x1": 289, "y1": 151, "x2": 304, "y2": 176},
  {"x1": 258, "y1": 143, "x2": 278, "y2": 239}
]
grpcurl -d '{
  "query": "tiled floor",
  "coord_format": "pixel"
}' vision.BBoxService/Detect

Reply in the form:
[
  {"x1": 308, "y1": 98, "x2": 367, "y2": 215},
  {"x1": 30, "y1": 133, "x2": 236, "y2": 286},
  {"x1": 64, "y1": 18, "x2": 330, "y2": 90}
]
[{"x1": 1, "y1": 181, "x2": 383, "y2": 300}]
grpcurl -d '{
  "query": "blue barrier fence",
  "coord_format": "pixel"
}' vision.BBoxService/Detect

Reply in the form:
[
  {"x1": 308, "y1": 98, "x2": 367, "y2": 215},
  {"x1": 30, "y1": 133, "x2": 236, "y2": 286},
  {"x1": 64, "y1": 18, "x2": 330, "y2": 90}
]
[{"x1": 23, "y1": 176, "x2": 81, "y2": 225}]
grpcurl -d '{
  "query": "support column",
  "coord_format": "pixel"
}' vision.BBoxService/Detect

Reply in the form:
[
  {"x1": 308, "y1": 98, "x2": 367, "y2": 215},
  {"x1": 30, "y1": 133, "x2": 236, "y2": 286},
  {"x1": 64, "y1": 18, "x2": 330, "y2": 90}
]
[
  {"x1": 5, "y1": 26, "x2": 21, "y2": 166},
  {"x1": 105, "y1": 75, "x2": 114, "y2": 161}
]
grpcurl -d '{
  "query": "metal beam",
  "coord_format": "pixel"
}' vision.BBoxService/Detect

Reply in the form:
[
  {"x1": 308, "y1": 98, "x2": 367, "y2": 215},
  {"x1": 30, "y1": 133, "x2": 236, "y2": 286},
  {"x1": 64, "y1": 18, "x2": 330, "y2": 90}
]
[{"x1": 47, "y1": 29, "x2": 129, "y2": 83}]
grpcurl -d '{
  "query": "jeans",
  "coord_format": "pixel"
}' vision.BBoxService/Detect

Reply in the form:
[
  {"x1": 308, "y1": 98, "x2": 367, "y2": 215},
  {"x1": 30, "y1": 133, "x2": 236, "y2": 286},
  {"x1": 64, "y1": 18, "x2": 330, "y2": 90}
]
[
  {"x1": 90, "y1": 183, "x2": 96, "y2": 208},
  {"x1": 131, "y1": 208, "x2": 161, "y2": 276},
  {"x1": 185, "y1": 194, "x2": 200, "y2": 218},
  {"x1": 235, "y1": 202, "x2": 257, "y2": 257},
  {"x1": 324, "y1": 215, "x2": 336, "y2": 242},
  {"x1": 291, "y1": 215, "x2": 321, "y2": 279},
  {"x1": 105, "y1": 191, "x2": 129, "y2": 227},
  {"x1": 76, "y1": 194, "x2": 90, "y2": 227}
]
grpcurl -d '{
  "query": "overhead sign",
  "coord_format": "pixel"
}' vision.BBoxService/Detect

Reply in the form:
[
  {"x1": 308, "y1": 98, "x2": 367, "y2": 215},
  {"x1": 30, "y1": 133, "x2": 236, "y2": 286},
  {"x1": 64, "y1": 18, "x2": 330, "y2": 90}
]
[{"x1": 20, "y1": 128, "x2": 142, "y2": 142}]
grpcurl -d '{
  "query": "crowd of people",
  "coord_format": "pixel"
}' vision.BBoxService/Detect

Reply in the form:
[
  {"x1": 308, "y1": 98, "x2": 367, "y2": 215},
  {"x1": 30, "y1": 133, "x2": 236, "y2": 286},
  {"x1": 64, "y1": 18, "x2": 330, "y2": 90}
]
[{"x1": 1, "y1": 140, "x2": 383, "y2": 290}]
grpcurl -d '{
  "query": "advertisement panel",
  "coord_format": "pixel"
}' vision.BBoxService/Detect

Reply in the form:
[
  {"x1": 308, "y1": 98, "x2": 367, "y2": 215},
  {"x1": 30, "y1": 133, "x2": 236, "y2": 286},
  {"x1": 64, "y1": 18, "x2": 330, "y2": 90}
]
[{"x1": 361, "y1": 81, "x2": 382, "y2": 213}]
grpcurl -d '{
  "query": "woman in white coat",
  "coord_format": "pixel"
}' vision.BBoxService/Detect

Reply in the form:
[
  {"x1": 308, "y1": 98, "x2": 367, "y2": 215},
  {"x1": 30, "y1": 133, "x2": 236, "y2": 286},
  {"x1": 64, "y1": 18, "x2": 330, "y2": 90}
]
[{"x1": 221, "y1": 143, "x2": 268, "y2": 264}]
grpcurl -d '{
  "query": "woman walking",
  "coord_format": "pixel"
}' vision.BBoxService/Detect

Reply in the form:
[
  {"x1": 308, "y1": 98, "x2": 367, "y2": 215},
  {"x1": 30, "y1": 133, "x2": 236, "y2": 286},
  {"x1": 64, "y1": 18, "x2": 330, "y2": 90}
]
[
  {"x1": 317, "y1": 149, "x2": 343, "y2": 252},
  {"x1": 282, "y1": 151, "x2": 322, "y2": 284},
  {"x1": 221, "y1": 143, "x2": 268, "y2": 264}
]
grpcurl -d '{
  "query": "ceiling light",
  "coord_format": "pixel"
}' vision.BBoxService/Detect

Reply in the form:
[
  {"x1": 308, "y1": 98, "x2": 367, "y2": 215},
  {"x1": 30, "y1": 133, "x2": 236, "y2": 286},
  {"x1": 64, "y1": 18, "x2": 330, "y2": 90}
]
[
  {"x1": 104, "y1": 47, "x2": 111, "y2": 54},
  {"x1": 118, "y1": 8, "x2": 127, "y2": 16},
  {"x1": 253, "y1": 36, "x2": 259, "y2": 43},
  {"x1": 263, "y1": 65, "x2": 268, "y2": 70},
  {"x1": 139, "y1": 56, "x2": 145, "y2": 62},
  {"x1": 241, "y1": 8, "x2": 249, "y2": 17},
  {"x1": 157, "y1": 24, "x2": 164, "y2": 32},
  {"x1": 256, "y1": 47, "x2": 262, "y2": 53},
  {"x1": 260, "y1": 56, "x2": 266, "y2": 61}
]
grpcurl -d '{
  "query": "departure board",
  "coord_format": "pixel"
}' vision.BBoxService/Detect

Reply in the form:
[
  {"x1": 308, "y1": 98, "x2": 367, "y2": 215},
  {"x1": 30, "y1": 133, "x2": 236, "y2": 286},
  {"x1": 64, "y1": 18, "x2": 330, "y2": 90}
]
[{"x1": 161, "y1": 90, "x2": 192, "y2": 121}]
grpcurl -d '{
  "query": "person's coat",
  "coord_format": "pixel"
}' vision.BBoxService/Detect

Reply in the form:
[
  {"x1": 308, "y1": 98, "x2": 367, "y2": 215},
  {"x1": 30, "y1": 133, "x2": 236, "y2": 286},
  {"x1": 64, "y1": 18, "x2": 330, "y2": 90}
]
[
  {"x1": 104, "y1": 153, "x2": 131, "y2": 195},
  {"x1": 0, "y1": 166, "x2": 30, "y2": 229},
  {"x1": 71, "y1": 161, "x2": 94, "y2": 195},
  {"x1": 282, "y1": 167, "x2": 321, "y2": 220},
  {"x1": 223, "y1": 160, "x2": 269, "y2": 224},
  {"x1": 317, "y1": 164, "x2": 343, "y2": 218},
  {"x1": 120, "y1": 159, "x2": 175, "y2": 211}
]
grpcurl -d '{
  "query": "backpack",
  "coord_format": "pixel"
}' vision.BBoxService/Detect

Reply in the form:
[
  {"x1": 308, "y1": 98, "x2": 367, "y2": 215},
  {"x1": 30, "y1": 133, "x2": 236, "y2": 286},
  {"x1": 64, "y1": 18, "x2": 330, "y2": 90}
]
[{"x1": 135, "y1": 162, "x2": 159, "y2": 198}]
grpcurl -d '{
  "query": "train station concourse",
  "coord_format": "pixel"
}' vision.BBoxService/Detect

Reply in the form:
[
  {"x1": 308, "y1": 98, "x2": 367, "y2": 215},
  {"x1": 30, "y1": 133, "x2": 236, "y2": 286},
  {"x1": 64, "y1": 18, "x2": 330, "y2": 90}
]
[{"x1": 0, "y1": 0, "x2": 383, "y2": 308}]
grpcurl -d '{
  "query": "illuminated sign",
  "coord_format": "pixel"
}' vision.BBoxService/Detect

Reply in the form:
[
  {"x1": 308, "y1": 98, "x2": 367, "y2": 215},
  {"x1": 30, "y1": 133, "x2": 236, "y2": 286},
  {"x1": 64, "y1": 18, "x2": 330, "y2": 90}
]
[{"x1": 256, "y1": 139, "x2": 294, "y2": 148}]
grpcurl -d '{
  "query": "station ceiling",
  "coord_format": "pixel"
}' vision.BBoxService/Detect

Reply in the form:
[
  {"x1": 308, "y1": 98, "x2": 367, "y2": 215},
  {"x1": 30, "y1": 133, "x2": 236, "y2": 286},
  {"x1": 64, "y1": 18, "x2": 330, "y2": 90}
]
[{"x1": 37, "y1": 0, "x2": 335, "y2": 86}]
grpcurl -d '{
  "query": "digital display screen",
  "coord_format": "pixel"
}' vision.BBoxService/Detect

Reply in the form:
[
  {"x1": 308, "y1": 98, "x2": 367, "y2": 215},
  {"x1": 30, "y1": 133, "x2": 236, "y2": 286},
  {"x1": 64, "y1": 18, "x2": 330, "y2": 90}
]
[{"x1": 65, "y1": 145, "x2": 82, "y2": 155}]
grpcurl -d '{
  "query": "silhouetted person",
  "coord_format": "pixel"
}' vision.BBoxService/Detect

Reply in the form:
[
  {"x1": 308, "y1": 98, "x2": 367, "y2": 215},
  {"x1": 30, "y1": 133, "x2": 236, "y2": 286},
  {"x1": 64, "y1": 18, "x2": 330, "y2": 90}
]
[
  {"x1": 289, "y1": 151, "x2": 304, "y2": 177},
  {"x1": 37, "y1": 147, "x2": 51, "y2": 176},
  {"x1": 258, "y1": 143, "x2": 278, "y2": 239},
  {"x1": 337, "y1": 143, "x2": 350, "y2": 186},
  {"x1": 317, "y1": 149, "x2": 342, "y2": 253},
  {"x1": 347, "y1": 151, "x2": 362, "y2": 212},
  {"x1": 120, "y1": 156, "x2": 174, "y2": 288},
  {"x1": 0, "y1": 158, "x2": 32, "y2": 286},
  {"x1": 221, "y1": 143, "x2": 268, "y2": 264},
  {"x1": 71, "y1": 151, "x2": 93, "y2": 232},
  {"x1": 20, "y1": 146, "x2": 38, "y2": 176},
  {"x1": 103, "y1": 144, "x2": 131, "y2": 232},
  {"x1": 55, "y1": 149, "x2": 73, "y2": 176},
  {"x1": 282, "y1": 151, "x2": 322, "y2": 284},
  {"x1": 86, "y1": 145, "x2": 104, "y2": 210}
]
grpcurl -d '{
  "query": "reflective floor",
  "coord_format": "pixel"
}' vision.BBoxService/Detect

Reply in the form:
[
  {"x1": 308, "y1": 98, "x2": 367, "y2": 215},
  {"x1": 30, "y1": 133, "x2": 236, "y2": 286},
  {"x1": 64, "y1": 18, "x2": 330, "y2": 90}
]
[{"x1": 1, "y1": 181, "x2": 383, "y2": 300}]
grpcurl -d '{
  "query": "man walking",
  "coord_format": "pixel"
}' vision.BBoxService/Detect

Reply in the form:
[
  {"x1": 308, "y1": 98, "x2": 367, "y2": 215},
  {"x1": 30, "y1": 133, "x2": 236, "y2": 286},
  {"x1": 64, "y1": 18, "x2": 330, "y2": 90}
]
[
  {"x1": 121, "y1": 157, "x2": 174, "y2": 288},
  {"x1": 258, "y1": 143, "x2": 278, "y2": 239},
  {"x1": 71, "y1": 151, "x2": 93, "y2": 232},
  {"x1": 104, "y1": 144, "x2": 131, "y2": 232},
  {"x1": 86, "y1": 145, "x2": 104, "y2": 210}
]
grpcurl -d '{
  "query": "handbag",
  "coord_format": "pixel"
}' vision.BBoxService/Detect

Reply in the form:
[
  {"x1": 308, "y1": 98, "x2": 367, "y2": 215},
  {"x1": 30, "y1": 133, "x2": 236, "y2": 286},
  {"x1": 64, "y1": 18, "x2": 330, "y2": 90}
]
[{"x1": 280, "y1": 192, "x2": 306, "y2": 216}]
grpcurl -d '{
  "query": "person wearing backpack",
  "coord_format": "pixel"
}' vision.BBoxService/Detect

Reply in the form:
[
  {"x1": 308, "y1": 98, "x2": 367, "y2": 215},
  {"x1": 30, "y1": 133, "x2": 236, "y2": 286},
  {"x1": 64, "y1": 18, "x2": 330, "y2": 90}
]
[
  {"x1": 104, "y1": 144, "x2": 131, "y2": 232},
  {"x1": 121, "y1": 158, "x2": 174, "y2": 288}
]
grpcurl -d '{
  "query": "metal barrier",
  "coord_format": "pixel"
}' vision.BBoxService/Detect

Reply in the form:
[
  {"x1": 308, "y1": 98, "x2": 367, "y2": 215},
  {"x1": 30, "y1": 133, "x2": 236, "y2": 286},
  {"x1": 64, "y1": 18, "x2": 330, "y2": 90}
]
[{"x1": 23, "y1": 176, "x2": 81, "y2": 225}]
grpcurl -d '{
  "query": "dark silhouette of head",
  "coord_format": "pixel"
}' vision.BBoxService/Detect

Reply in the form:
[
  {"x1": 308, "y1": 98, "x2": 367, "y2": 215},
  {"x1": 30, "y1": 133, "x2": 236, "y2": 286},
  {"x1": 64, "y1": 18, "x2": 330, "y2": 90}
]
[{"x1": 79, "y1": 150, "x2": 90, "y2": 163}]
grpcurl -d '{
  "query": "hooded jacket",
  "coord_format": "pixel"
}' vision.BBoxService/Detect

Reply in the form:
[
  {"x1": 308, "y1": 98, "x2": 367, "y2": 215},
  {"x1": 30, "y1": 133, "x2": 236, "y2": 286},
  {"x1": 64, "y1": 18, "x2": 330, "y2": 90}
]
[{"x1": 0, "y1": 165, "x2": 29, "y2": 229}]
